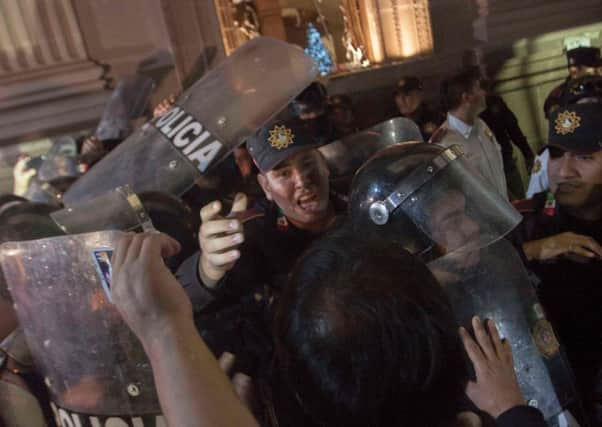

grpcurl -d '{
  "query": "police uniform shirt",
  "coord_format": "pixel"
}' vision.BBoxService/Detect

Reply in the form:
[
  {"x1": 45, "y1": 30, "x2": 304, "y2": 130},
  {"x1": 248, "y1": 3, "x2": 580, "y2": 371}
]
[
  {"x1": 511, "y1": 192, "x2": 602, "y2": 413},
  {"x1": 176, "y1": 196, "x2": 344, "y2": 376},
  {"x1": 526, "y1": 149, "x2": 550, "y2": 198},
  {"x1": 177, "y1": 197, "x2": 344, "y2": 310},
  {"x1": 438, "y1": 114, "x2": 508, "y2": 196}
]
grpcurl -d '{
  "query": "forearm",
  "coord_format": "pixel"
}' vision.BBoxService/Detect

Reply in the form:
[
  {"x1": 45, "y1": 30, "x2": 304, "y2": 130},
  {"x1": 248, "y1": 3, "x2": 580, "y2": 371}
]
[
  {"x1": 199, "y1": 255, "x2": 223, "y2": 289},
  {"x1": 142, "y1": 318, "x2": 259, "y2": 427},
  {"x1": 176, "y1": 253, "x2": 218, "y2": 311},
  {"x1": 521, "y1": 241, "x2": 539, "y2": 262}
]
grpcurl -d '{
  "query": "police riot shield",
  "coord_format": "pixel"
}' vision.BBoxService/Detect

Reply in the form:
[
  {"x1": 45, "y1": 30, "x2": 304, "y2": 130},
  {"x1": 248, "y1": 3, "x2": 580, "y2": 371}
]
[
  {"x1": 95, "y1": 75, "x2": 155, "y2": 142},
  {"x1": 64, "y1": 37, "x2": 318, "y2": 205},
  {"x1": 0, "y1": 231, "x2": 165, "y2": 425},
  {"x1": 37, "y1": 136, "x2": 81, "y2": 184},
  {"x1": 51, "y1": 186, "x2": 154, "y2": 234},
  {"x1": 319, "y1": 117, "x2": 422, "y2": 179},
  {"x1": 429, "y1": 239, "x2": 577, "y2": 421},
  {"x1": 24, "y1": 180, "x2": 64, "y2": 207}
]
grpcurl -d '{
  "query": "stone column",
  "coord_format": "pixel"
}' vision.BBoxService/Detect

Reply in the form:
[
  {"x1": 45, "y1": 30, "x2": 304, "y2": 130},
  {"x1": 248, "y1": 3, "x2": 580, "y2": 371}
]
[{"x1": 255, "y1": 0, "x2": 286, "y2": 41}]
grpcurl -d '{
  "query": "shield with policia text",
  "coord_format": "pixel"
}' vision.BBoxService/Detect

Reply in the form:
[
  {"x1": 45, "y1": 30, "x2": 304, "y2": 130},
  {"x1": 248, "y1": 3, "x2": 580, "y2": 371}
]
[
  {"x1": 64, "y1": 37, "x2": 318, "y2": 205},
  {"x1": 0, "y1": 230, "x2": 168, "y2": 426}
]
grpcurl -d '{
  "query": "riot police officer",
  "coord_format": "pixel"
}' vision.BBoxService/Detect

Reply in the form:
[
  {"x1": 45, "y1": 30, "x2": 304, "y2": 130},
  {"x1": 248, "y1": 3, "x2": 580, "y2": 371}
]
[
  {"x1": 393, "y1": 76, "x2": 445, "y2": 141},
  {"x1": 348, "y1": 142, "x2": 579, "y2": 424},
  {"x1": 513, "y1": 102, "x2": 602, "y2": 426}
]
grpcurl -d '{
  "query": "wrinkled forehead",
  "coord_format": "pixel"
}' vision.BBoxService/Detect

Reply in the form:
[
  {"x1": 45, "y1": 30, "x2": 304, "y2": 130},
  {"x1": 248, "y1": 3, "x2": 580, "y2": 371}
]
[{"x1": 271, "y1": 147, "x2": 322, "y2": 171}]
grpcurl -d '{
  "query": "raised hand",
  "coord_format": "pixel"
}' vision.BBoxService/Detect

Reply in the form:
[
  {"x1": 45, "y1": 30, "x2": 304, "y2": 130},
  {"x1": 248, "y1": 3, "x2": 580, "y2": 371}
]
[
  {"x1": 111, "y1": 232, "x2": 189, "y2": 344},
  {"x1": 198, "y1": 193, "x2": 248, "y2": 287}
]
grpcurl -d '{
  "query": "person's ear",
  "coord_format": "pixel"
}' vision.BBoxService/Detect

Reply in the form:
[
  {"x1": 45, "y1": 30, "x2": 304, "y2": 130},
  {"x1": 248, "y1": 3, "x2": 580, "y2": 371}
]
[
  {"x1": 461, "y1": 91, "x2": 471, "y2": 104},
  {"x1": 257, "y1": 173, "x2": 273, "y2": 201}
]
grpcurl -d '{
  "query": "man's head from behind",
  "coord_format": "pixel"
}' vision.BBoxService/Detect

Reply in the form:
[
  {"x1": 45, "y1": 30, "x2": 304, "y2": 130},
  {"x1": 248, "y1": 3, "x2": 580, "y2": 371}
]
[
  {"x1": 547, "y1": 103, "x2": 602, "y2": 213},
  {"x1": 274, "y1": 227, "x2": 467, "y2": 427},
  {"x1": 441, "y1": 67, "x2": 486, "y2": 118},
  {"x1": 246, "y1": 118, "x2": 331, "y2": 229}
]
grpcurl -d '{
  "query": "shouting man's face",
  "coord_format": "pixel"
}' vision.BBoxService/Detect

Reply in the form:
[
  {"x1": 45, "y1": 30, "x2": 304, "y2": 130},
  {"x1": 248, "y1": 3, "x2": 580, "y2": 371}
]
[{"x1": 258, "y1": 149, "x2": 331, "y2": 229}]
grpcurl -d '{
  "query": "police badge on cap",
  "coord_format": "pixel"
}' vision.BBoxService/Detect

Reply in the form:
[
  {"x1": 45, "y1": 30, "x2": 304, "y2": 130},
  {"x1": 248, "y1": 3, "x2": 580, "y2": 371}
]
[
  {"x1": 548, "y1": 103, "x2": 602, "y2": 153},
  {"x1": 247, "y1": 117, "x2": 323, "y2": 172}
]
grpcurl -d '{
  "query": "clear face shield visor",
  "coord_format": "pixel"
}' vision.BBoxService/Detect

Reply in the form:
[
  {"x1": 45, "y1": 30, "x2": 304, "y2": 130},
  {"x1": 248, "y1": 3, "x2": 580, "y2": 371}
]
[{"x1": 367, "y1": 145, "x2": 522, "y2": 257}]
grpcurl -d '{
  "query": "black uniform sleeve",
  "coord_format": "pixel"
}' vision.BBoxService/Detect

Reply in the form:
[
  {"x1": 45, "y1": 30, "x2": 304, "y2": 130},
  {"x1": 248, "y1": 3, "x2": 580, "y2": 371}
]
[
  {"x1": 175, "y1": 251, "x2": 217, "y2": 310},
  {"x1": 495, "y1": 405, "x2": 546, "y2": 427},
  {"x1": 175, "y1": 218, "x2": 267, "y2": 312},
  {"x1": 498, "y1": 98, "x2": 534, "y2": 162}
]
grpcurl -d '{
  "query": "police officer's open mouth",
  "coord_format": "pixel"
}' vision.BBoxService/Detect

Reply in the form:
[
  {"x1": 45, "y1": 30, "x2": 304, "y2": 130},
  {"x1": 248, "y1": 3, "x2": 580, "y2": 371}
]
[{"x1": 298, "y1": 193, "x2": 318, "y2": 209}]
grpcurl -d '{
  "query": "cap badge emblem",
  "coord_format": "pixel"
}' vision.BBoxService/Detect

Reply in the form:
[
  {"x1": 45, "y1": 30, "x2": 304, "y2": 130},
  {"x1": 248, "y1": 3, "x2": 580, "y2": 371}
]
[
  {"x1": 554, "y1": 110, "x2": 581, "y2": 135},
  {"x1": 268, "y1": 125, "x2": 295, "y2": 150}
]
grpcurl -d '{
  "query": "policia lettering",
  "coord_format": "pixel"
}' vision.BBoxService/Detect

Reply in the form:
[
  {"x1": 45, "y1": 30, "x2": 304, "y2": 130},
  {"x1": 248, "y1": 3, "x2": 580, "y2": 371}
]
[
  {"x1": 51, "y1": 403, "x2": 166, "y2": 427},
  {"x1": 153, "y1": 107, "x2": 224, "y2": 173}
]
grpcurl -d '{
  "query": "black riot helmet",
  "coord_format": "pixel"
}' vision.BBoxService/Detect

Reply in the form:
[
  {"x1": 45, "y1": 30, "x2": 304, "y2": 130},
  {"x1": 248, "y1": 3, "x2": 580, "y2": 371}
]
[{"x1": 349, "y1": 143, "x2": 521, "y2": 262}]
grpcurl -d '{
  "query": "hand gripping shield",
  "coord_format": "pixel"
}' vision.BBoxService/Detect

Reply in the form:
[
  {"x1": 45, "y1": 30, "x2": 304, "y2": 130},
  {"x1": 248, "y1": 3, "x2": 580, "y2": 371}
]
[
  {"x1": 429, "y1": 240, "x2": 577, "y2": 421},
  {"x1": 0, "y1": 231, "x2": 162, "y2": 422},
  {"x1": 64, "y1": 37, "x2": 317, "y2": 205}
]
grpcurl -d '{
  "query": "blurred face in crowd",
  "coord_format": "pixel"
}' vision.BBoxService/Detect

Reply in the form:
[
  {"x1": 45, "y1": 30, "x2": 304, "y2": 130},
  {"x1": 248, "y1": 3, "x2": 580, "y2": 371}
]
[
  {"x1": 427, "y1": 190, "x2": 481, "y2": 269},
  {"x1": 330, "y1": 105, "x2": 354, "y2": 128},
  {"x1": 395, "y1": 90, "x2": 424, "y2": 116},
  {"x1": 568, "y1": 65, "x2": 598, "y2": 80},
  {"x1": 548, "y1": 146, "x2": 602, "y2": 211},
  {"x1": 258, "y1": 148, "x2": 331, "y2": 229}
]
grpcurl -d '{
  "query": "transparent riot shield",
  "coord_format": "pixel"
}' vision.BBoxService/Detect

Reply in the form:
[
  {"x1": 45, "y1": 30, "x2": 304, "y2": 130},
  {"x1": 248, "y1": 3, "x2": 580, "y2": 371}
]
[
  {"x1": 51, "y1": 186, "x2": 154, "y2": 234},
  {"x1": 95, "y1": 75, "x2": 155, "y2": 142},
  {"x1": 429, "y1": 239, "x2": 577, "y2": 421},
  {"x1": 367, "y1": 145, "x2": 521, "y2": 253},
  {"x1": 0, "y1": 231, "x2": 161, "y2": 418},
  {"x1": 319, "y1": 117, "x2": 422, "y2": 179},
  {"x1": 64, "y1": 37, "x2": 318, "y2": 205}
]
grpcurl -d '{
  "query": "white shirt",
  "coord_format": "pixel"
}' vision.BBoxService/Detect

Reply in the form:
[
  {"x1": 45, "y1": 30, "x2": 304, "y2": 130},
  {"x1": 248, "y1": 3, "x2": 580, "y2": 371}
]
[
  {"x1": 526, "y1": 148, "x2": 549, "y2": 198},
  {"x1": 437, "y1": 113, "x2": 508, "y2": 197}
]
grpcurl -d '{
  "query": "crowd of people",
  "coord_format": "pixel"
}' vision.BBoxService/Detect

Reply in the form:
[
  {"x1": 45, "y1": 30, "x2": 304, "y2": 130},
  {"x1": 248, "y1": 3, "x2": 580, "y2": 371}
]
[{"x1": 0, "y1": 43, "x2": 601, "y2": 427}]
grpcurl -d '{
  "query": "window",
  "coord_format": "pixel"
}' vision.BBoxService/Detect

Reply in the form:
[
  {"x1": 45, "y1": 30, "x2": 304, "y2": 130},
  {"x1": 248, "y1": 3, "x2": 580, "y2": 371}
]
[{"x1": 214, "y1": 0, "x2": 434, "y2": 73}]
